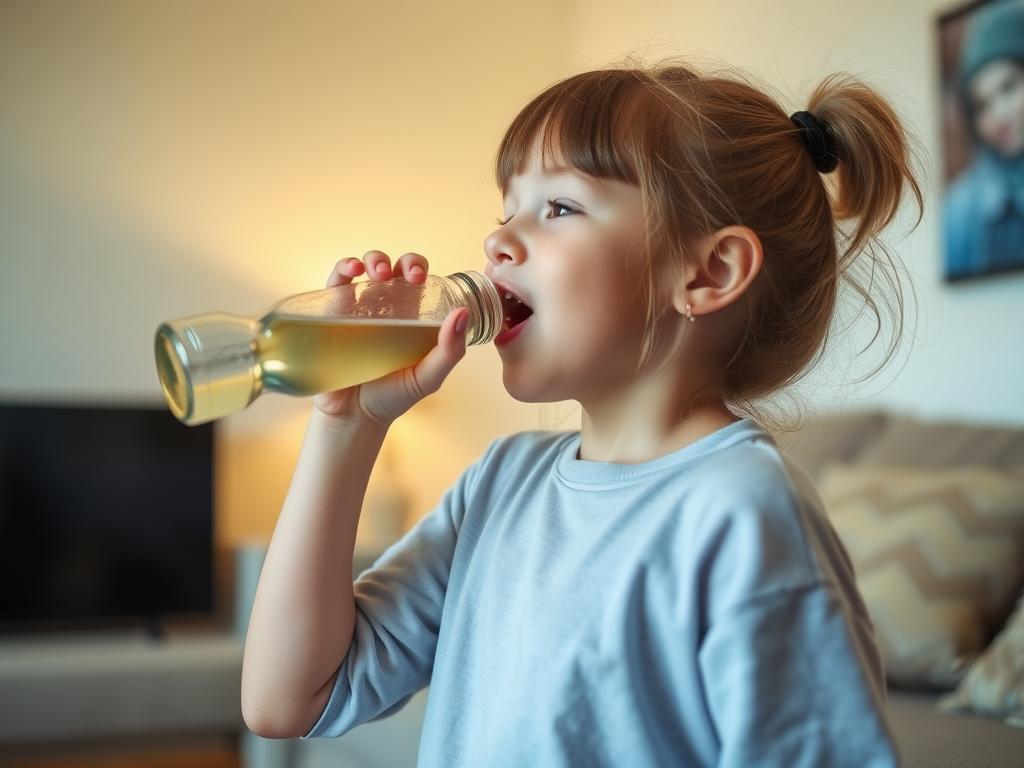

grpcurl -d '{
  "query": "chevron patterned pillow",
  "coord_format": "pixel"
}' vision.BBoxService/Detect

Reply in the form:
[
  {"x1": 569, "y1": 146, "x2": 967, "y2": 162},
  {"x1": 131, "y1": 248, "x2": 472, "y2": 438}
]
[
  {"x1": 817, "y1": 463, "x2": 1024, "y2": 689},
  {"x1": 937, "y1": 589, "x2": 1024, "y2": 722}
]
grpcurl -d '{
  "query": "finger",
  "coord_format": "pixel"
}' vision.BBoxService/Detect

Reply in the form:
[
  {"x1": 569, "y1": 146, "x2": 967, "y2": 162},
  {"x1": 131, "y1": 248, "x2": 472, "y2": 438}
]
[
  {"x1": 408, "y1": 308, "x2": 468, "y2": 395},
  {"x1": 363, "y1": 250, "x2": 392, "y2": 281},
  {"x1": 326, "y1": 258, "x2": 366, "y2": 288},
  {"x1": 394, "y1": 252, "x2": 429, "y2": 283}
]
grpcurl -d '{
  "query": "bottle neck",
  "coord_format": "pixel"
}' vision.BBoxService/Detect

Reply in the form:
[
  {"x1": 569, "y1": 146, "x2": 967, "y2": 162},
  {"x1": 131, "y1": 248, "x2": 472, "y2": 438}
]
[{"x1": 446, "y1": 271, "x2": 503, "y2": 345}]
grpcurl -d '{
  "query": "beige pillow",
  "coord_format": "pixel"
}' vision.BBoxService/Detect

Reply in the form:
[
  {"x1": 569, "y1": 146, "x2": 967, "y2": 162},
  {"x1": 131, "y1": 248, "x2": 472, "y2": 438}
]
[
  {"x1": 938, "y1": 589, "x2": 1024, "y2": 723},
  {"x1": 817, "y1": 463, "x2": 1024, "y2": 688}
]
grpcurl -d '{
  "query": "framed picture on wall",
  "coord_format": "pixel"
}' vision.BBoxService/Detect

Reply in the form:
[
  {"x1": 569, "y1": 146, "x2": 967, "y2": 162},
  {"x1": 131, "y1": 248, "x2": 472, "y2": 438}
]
[{"x1": 937, "y1": 0, "x2": 1024, "y2": 282}]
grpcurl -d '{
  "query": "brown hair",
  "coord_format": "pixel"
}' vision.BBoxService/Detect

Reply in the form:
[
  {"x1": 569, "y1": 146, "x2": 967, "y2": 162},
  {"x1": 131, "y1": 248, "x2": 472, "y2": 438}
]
[{"x1": 493, "y1": 53, "x2": 927, "y2": 433}]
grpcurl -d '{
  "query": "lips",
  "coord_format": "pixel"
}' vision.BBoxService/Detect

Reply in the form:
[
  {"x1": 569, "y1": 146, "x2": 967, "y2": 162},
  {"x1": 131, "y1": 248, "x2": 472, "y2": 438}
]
[{"x1": 494, "y1": 316, "x2": 530, "y2": 347}]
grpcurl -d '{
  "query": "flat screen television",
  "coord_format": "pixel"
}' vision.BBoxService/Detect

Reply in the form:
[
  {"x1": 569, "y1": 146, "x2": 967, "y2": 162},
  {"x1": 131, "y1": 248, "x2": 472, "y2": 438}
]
[{"x1": 0, "y1": 402, "x2": 216, "y2": 634}]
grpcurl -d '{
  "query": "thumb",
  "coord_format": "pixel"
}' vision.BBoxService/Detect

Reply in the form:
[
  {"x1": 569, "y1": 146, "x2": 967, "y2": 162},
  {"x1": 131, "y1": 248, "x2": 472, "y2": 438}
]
[{"x1": 408, "y1": 307, "x2": 469, "y2": 396}]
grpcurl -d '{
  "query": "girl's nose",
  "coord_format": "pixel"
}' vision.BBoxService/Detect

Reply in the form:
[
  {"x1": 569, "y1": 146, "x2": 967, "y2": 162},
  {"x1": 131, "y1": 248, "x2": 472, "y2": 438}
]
[{"x1": 484, "y1": 228, "x2": 525, "y2": 266}]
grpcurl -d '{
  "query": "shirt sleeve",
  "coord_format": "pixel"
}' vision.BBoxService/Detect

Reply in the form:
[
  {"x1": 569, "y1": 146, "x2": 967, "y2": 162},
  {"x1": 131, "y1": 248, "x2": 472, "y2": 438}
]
[
  {"x1": 697, "y1": 583, "x2": 900, "y2": 768},
  {"x1": 302, "y1": 442, "x2": 494, "y2": 739}
]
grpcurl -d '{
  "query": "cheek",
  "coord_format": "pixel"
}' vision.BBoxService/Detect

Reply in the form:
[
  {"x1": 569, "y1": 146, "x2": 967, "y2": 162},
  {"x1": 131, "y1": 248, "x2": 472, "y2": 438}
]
[
  {"x1": 977, "y1": 108, "x2": 997, "y2": 136},
  {"x1": 532, "y1": 243, "x2": 643, "y2": 353},
  {"x1": 540, "y1": 284, "x2": 645, "y2": 369},
  {"x1": 542, "y1": 268, "x2": 628, "y2": 333},
  {"x1": 1012, "y1": 85, "x2": 1024, "y2": 123}
]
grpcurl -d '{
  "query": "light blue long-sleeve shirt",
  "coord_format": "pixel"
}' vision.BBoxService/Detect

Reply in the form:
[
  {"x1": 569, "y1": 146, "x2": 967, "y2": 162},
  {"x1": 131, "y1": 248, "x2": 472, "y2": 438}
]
[{"x1": 303, "y1": 418, "x2": 899, "y2": 767}]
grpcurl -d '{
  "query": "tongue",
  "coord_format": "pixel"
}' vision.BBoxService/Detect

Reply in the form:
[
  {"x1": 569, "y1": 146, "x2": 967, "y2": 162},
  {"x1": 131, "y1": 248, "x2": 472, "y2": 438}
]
[{"x1": 506, "y1": 310, "x2": 532, "y2": 330}]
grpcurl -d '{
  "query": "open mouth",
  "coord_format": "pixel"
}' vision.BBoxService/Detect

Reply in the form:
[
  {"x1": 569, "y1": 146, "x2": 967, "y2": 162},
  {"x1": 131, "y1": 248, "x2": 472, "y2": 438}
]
[{"x1": 500, "y1": 289, "x2": 534, "y2": 331}]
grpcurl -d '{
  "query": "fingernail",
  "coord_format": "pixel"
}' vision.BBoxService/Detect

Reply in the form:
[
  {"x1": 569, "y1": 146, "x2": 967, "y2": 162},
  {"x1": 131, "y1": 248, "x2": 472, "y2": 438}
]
[
  {"x1": 455, "y1": 311, "x2": 468, "y2": 334},
  {"x1": 409, "y1": 265, "x2": 424, "y2": 278},
  {"x1": 376, "y1": 262, "x2": 389, "y2": 274}
]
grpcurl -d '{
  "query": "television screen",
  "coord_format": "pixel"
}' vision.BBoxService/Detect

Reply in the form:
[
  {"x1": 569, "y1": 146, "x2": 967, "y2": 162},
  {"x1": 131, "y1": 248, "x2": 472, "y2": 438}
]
[{"x1": 0, "y1": 402, "x2": 215, "y2": 632}]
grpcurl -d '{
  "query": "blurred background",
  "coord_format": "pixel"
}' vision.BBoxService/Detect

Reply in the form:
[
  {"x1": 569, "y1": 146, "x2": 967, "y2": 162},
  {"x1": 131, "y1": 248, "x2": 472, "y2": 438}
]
[{"x1": 1, "y1": 0, "x2": 1021, "y2": 766}]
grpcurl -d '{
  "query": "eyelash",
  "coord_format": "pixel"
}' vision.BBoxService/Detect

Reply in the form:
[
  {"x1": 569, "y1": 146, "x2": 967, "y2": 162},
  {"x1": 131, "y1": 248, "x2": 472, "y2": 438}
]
[{"x1": 495, "y1": 200, "x2": 576, "y2": 226}]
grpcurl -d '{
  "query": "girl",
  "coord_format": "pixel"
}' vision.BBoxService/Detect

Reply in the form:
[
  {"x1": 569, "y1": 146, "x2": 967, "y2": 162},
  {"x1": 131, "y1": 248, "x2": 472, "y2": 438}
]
[{"x1": 241, "y1": 55, "x2": 924, "y2": 767}]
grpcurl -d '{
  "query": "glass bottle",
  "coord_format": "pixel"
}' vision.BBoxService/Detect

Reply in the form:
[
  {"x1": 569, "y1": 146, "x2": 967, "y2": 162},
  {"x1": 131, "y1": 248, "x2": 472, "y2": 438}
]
[{"x1": 154, "y1": 270, "x2": 503, "y2": 426}]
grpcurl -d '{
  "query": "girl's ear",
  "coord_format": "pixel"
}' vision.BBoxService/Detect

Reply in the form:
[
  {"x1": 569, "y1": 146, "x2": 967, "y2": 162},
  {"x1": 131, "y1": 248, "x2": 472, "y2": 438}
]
[{"x1": 674, "y1": 225, "x2": 763, "y2": 318}]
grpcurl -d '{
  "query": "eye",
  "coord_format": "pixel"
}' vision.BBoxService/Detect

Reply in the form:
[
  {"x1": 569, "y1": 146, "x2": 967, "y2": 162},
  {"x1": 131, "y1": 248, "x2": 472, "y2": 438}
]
[
  {"x1": 545, "y1": 200, "x2": 576, "y2": 219},
  {"x1": 494, "y1": 200, "x2": 577, "y2": 226}
]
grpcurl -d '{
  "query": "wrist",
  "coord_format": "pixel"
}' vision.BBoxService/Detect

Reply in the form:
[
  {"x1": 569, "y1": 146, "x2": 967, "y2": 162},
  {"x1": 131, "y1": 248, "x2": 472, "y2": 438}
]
[{"x1": 310, "y1": 405, "x2": 391, "y2": 437}]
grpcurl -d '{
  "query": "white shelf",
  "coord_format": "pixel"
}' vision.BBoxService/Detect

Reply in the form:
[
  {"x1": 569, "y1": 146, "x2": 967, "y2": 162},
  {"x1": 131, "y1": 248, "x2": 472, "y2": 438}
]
[
  {"x1": 0, "y1": 542, "x2": 392, "y2": 751},
  {"x1": 0, "y1": 629, "x2": 244, "y2": 743}
]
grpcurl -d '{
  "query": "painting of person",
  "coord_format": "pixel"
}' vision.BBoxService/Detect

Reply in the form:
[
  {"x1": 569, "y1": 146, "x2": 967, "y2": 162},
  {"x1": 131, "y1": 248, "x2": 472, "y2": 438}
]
[{"x1": 940, "y1": 0, "x2": 1024, "y2": 281}]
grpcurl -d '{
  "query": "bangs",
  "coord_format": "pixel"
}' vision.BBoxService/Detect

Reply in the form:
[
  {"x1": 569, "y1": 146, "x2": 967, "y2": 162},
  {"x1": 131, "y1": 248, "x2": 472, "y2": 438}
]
[{"x1": 494, "y1": 70, "x2": 647, "y2": 194}]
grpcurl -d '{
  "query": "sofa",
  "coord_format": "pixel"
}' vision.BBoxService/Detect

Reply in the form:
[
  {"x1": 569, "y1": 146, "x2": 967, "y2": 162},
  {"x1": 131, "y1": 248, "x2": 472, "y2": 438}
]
[
  {"x1": 245, "y1": 408, "x2": 1024, "y2": 768},
  {"x1": 772, "y1": 408, "x2": 1024, "y2": 768}
]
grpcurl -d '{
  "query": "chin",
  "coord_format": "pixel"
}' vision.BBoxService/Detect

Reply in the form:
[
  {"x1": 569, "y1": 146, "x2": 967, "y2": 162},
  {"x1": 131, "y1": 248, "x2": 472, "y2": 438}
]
[
  {"x1": 501, "y1": 380, "x2": 547, "y2": 404},
  {"x1": 500, "y1": 369, "x2": 571, "y2": 404}
]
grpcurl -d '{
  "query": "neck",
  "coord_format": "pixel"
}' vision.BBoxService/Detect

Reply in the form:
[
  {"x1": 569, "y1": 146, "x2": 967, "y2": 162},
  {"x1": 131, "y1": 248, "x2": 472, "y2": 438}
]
[{"x1": 575, "y1": 367, "x2": 739, "y2": 464}]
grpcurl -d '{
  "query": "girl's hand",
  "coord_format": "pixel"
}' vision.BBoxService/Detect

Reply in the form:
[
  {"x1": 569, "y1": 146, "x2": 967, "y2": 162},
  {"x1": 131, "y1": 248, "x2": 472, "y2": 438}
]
[{"x1": 311, "y1": 251, "x2": 469, "y2": 428}]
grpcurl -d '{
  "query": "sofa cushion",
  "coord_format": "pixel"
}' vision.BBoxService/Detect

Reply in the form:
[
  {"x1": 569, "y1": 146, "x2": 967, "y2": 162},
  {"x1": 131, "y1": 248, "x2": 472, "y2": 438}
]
[
  {"x1": 817, "y1": 462, "x2": 1024, "y2": 688},
  {"x1": 938, "y1": 588, "x2": 1024, "y2": 720},
  {"x1": 853, "y1": 414, "x2": 1024, "y2": 469},
  {"x1": 887, "y1": 688, "x2": 1024, "y2": 767},
  {"x1": 768, "y1": 409, "x2": 890, "y2": 481}
]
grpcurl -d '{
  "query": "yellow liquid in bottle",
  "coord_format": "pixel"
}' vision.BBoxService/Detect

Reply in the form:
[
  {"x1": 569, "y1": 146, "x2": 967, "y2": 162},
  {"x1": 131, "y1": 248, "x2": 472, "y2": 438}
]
[{"x1": 257, "y1": 314, "x2": 443, "y2": 395}]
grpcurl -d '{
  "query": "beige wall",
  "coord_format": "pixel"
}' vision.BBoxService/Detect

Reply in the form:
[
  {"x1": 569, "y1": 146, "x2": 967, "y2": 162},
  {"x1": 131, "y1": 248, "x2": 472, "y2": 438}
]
[{"x1": 2, "y1": 0, "x2": 1020, "y2": 548}]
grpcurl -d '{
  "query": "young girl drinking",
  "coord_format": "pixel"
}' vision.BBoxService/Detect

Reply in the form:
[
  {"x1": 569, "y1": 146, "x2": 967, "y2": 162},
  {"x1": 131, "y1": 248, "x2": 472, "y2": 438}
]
[{"x1": 241, "y1": 55, "x2": 924, "y2": 766}]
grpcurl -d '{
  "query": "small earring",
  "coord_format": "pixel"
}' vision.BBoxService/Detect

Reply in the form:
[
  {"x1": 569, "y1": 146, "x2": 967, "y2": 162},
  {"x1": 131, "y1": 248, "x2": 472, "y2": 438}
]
[{"x1": 685, "y1": 303, "x2": 696, "y2": 322}]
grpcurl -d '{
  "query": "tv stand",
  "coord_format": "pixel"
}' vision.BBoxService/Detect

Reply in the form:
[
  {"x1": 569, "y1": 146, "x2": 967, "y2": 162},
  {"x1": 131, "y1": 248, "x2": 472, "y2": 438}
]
[
  {"x1": 0, "y1": 624, "x2": 244, "y2": 747},
  {"x1": 141, "y1": 616, "x2": 167, "y2": 642},
  {"x1": 0, "y1": 542, "x2": 393, "y2": 766}
]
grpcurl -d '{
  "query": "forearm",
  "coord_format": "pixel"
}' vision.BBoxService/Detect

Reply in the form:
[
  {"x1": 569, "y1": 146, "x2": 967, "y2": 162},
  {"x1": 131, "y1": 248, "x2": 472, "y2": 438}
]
[{"x1": 241, "y1": 407, "x2": 389, "y2": 735}]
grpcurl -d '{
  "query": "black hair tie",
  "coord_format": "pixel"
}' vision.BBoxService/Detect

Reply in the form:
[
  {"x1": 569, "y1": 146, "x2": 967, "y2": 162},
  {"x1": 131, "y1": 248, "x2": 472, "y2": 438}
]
[{"x1": 789, "y1": 110, "x2": 839, "y2": 174}]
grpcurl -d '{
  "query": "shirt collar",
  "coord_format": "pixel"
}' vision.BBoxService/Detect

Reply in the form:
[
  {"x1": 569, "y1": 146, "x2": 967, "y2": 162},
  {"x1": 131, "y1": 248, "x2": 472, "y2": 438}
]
[{"x1": 975, "y1": 149, "x2": 1024, "y2": 220}]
